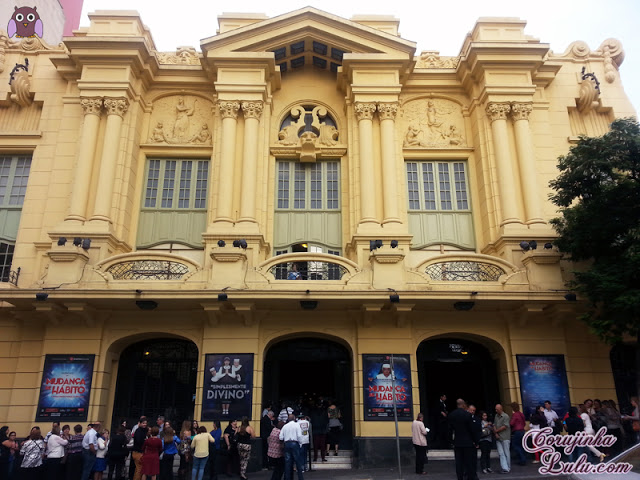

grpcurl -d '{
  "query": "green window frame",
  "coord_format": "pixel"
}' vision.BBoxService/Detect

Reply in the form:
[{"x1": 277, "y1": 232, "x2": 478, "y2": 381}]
[
  {"x1": 406, "y1": 161, "x2": 470, "y2": 212},
  {"x1": 276, "y1": 161, "x2": 340, "y2": 211},
  {"x1": 143, "y1": 159, "x2": 209, "y2": 210}
]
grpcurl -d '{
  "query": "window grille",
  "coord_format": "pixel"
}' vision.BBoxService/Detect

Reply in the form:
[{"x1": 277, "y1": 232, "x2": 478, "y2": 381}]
[
  {"x1": 425, "y1": 261, "x2": 505, "y2": 281},
  {"x1": 107, "y1": 260, "x2": 190, "y2": 280}
]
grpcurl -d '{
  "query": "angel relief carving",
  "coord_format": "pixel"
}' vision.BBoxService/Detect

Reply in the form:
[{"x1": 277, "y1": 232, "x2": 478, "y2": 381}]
[
  {"x1": 147, "y1": 95, "x2": 212, "y2": 145},
  {"x1": 401, "y1": 98, "x2": 466, "y2": 148}
]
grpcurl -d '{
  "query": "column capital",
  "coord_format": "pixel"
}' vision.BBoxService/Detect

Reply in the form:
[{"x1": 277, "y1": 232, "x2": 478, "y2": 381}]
[
  {"x1": 377, "y1": 102, "x2": 399, "y2": 120},
  {"x1": 510, "y1": 102, "x2": 533, "y2": 122},
  {"x1": 241, "y1": 101, "x2": 263, "y2": 120},
  {"x1": 354, "y1": 102, "x2": 377, "y2": 121},
  {"x1": 486, "y1": 102, "x2": 511, "y2": 122},
  {"x1": 219, "y1": 101, "x2": 240, "y2": 119},
  {"x1": 103, "y1": 97, "x2": 129, "y2": 118},
  {"x1": 80, "y1": 97, "x2": 103, "y2": 117}
]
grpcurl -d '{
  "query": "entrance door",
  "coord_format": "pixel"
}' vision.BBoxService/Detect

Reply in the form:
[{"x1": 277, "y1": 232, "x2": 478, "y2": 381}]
[
  {"x1": 417, "y1": 337, "x2": 500, "y2": 447},
  {"x1": 263, "y1": 337, "x2": 352, "y2": 447},
  {"x1": 111, "y1": 338, "x2": 198, "y2": 431}
]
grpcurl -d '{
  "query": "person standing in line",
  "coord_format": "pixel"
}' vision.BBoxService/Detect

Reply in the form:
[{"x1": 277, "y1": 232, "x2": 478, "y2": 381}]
[
  {"x1": 578, "y1": 404, "x2": 607, "y2": 462},
  {"x1": 448, "y1": 399, "x2": 479, "y2": 480},
  {"x1": 267, "y1": 422, "x2": 285, "y2": 480},
  {"x1": 191, "y1": 426, "x2": 215, "y2": 480},
  {"x1": 236, "y1": 418, "x2": 254, "y2": 480},
  {"x1": 543, "y1": 401, "x2": 560, "y2": 435},
  {"x1": 602, "y1": 400, "x2": 624, "y2": 457},
  {"x1": 509, "y1": 403, "x2": 527, "y2": 466},
  {"x1": 132, "y1": 417, "x2": 149, "y2": 480},
  {"x1": 260, "y1": 411, "x2": 275, "y2": 470},
  {"x1": 222, "y1": 420, "x2": 239, "y2": 476},
  {"x1": 493, "y1": 404, "x2": 511, "y2": 474},
  {"x1": 160, "y1": 427, "x2": 179, "y2": 480},
  {"x1": 177, "y1": 425, "x2": 193, "y2": 480},
  {"x1": 326, "y1": 403, "x2": 342, "y2": 457},
  {"x1": 107, "y1": 426, "x2": 129, "y2": 480},
  {"x1": 411, "y1": 413, "x2": 429, "y2": 475},
  {"x1": 81, "y1": 423, "x2": 99, "y2": 480},
  {"x1": 622, "y1": 397, "x2": 640, "y2": 446},
  {"x1": 437, "y1": 394, "x2": 449, "y2": 449},
  {"x1": 156, "y1": 417, "x2": 165, "y2": 436},
  {"x1": 279, "y1": 415, "x2": 304, "y2": 480},
  {"x1": 297, "y1": 415, "x2": 310, "y2": 472},
  {"x1": 140, "y1": 427, "x2": 161, "y2": 480},
  {"x1": 278, "y1": 404, "x2": 293, "y2": 424},
  {"x1": 208, "y1": 421, "x2": 222, "y2": 480},
  {"x1": 6, "y1": 430, "x2": 18, "y2": 480},
  {"x1": 528, "y1": 405, "x2": 547, "y2": 464},
  {"x1": 0, "y1": 426, "x2": 12, "y2": 480},
  {"x1": 565, "y1": 407, "x2": 586, "y2": 462},
  {"x1": 310, "y1": 402, "x2": 328, "y2": 463},
  {"x1": 65, "y1": 425, "x2": 84, "y2": 480},
  {"x1": 19, "y1": 427, "x2": 45, "y2": 480},
  {"x1": 45, "y1": 424, "x2": 69, "y2": 479},
  {"x1": 94, "y1": 429, "x2": 109, "y2": 480},
  {"x1": 45, "y1": 422, "x2": 61, "y2": 445},
  {"x1": 478, "y1": 411, "x2": 494, "y2": 474}
]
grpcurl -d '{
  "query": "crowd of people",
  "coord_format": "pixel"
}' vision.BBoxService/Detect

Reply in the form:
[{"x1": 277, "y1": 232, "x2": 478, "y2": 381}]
[
  {"x1": 413, "y1": 394, "x2": 640, "y2": 480},
  {"x1": 0, "y1": 397, "x2": 345, "y2": 480}
]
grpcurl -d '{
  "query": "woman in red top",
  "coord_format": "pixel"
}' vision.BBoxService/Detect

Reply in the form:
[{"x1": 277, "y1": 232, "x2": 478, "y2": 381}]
[{"x1": 141, "y1": 426, "x2": 162, "y2": 480}]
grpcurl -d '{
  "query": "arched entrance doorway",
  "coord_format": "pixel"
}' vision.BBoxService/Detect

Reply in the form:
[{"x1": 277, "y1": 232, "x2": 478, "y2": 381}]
[
  {"x1": 263, "y1": 336, "x2": 352, "y2": 447},
  {"x1": 111, "y1": 338, "x2": 198, "y2": 431},
  {"x1": 417, "y1": 337, "x2": 501, "y2": 448}
]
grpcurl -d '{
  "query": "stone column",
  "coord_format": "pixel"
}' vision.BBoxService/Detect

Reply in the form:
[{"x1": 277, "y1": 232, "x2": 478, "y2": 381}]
[
  {"x1": 238, "y1": 101, "x2": 263, "y2": 224},
  {"x1": 65, "y1": 97, "x2": 102, "y2": 222},
  {"x1": 486, "y1": 102, "x2": 521, "y2": 225},
  {"x1": 90, "y1": 97, "x2": 129, "y2": 223},
  {"x1": 511, "y1": 102, "x2": 545, "y2": 224},
  {"x1": 377, "y1": 102, "x2": 401, "y2": 225},
  {"x1": 213, "y1": 101, "x2": 240, "y2": 224},
  {"x1": 354, "y1": 102, "x2": 378, "y2": 225}
]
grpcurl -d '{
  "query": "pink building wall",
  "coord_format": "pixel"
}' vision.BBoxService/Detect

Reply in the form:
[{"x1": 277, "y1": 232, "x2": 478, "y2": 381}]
[{"x1": 59, "y1": 0, "x2": 84, "y2": 37}]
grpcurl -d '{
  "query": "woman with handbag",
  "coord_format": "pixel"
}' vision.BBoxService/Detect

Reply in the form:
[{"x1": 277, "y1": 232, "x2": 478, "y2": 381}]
[
  {"x1": 160, "y1": 427, "x2": 179, "y2": 480},
  {"x1": 326, "y1": 403, "x2": 342, "y2": 457},
  {"x1": 222, "y1": 420, "x2": 239, "y2": 477},
  {"x1": 177, "y1": 428, "x2": 192, "y2": 480},
  {"x1": 19, "y1": 427, "x2": 45, "y2": 480}
]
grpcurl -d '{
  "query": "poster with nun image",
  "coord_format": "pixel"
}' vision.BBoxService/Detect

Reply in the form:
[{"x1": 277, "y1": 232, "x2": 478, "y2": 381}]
[
  {"x1": 363, "y1": 354, "x2": 413, "y2": 421},
  {"x1": 36, "y1": 354, "x2": 95, "y2": 422},
  {"x1": 516, "y1": 354, "x2": 571, "y2": 419},
  {"x1": 202, "y1": 354, "x2": 253, "y2": 421}
]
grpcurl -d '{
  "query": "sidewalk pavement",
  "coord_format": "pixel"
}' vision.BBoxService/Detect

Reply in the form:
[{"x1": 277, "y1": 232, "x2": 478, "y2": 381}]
[{"x1": 246, "y1": 462, "x2": 568, "y2": 480}]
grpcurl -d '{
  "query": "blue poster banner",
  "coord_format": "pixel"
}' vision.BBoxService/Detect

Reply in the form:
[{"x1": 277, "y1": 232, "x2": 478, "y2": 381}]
[
  {"x1": 36, "y1": 354, "x2": 95, "y2": 422},
  {"x1": 516, "y1": 354, "x2": 571, "y2": 419},
  {"x1": 202, "y1": 354, "x2": 253, "y2": 421},
  {"x1": 363, "y1": 354, "x2": 413, "y2": 421}
]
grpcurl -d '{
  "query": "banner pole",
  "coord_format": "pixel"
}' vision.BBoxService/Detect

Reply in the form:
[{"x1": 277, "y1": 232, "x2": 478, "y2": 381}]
[{"x1": 391, "y1": 354, "x2": 403, "y2": 480}]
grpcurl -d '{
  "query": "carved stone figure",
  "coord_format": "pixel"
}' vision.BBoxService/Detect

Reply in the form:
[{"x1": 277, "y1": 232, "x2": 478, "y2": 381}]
[
  {"x1": 277, "y1": 106, "x2": 306, "y2": 145},
  {"x1": 173, "y1": 97, "x2": 196, "y2": 141},
  {"x1": 149, "y1": 122, "x2": 166, "y2": 143},
  {"x1": 400, "y1": 97, "x2": 466, "y2": 148},
  {"x1": 156, "y1": 46, "x2": 200, "y2": 65},
  {"x1": 191, "y1": 124, "x2": 212, "y2": 144},
  {"x1": 415, "y1": 51, "x2": 460, "y2": 69}
]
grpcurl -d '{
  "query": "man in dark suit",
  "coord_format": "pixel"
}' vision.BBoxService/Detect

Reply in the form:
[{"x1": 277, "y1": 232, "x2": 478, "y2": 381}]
[
  {"x1": 437, "y1": 394, "x2": 449, "y2": 448},
  {"x1": 448, "y1": 398, "x2": 480, "y2": 480}
]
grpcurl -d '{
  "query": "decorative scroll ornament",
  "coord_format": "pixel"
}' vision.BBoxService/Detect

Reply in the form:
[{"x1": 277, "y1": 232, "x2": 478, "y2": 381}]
[
  {"x1": 80, "y1": 97, "x2": 103, "y2": 116},
  {"x1": 0, "y1": 31, "x2": 8, "y2": 73},
  {"x1": 562, "y1": 41, "x2": 591, "y2": 59},
  {"x1": 218, "y1": 101, "x2": 240, "y2": 119},
  {"x1": 597, "y1": 38, "x2": 625, "y2": 83},
  {"x1": 401, "y1": 97, "x2": 466, "y2": 148},
  {"x1": 377, "y1": 102, "x2": 398, "y2": 121},
  {"x1": 156, "y1": 46, "x2": 200, "y2": 65},
  {"x1": 415, "y1": 50, "x2": 460, "y2": 69},
  {"x1": 242, "y1": 101, "x2": 263, "y2": 120},
  {"x1": 9, "y1": 58, "x2": 31, "y2": 107},
  {"x1": 277, "y1": 106, "x2": 305, "y2": 145},
  {"x1": 486, "y1": 102, "x2": 511, "y2": 122},
  {"x1": 576, "y1": 67, "x2": 601, "y2": 113},
  {"x1": 510, "y1": 103, "x2": 533, "y2": 122},
  {"x1": 104, "y1": 97, "x2": 129, "y2": 118},
  {"x1": 311, "y1": 106, "x2": 338, "y2": 146},
  {"x1": 354, "y1": 102, "x2": 376, "y2": 121}
]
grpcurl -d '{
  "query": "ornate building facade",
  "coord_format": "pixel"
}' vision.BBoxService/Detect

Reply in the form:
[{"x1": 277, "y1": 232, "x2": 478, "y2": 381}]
[{"x1": 0, "y1": 8, "x2": 636, "y2": 467}]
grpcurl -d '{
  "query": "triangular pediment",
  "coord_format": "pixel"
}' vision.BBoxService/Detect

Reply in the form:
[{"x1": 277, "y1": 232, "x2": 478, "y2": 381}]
[{"x1": 201, "y1": 7, "x2": 415, "y2": 74}]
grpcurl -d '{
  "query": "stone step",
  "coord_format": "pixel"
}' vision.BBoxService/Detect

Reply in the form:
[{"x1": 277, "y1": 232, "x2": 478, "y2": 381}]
[
  {"x1": 309, "y1": 450, "x2": 353, "y2": 470},
  {"x1": 428, "y1": 449, "x2": 500, "y2": 460}
]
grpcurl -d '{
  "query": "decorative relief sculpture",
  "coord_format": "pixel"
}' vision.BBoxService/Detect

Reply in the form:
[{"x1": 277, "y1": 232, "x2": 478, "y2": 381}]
[
  {"x1": 156, "y1": 46, "x2": 200, "y2": 65},
  {"x1": 80, "y1": 97, "x2": 103, "y2": 116},
  {"x1": 218, "y1": 101, "x2": 240, "y2": 119},
  {"x1": 9, "y1": 58, "x2": 31, "y2": 107},
  {"x1": 241, "y1": 101, "x2": 263, "y2": 120},
  {"x1": 400, "y1": 97, "x2": 466, "y2": 148},
  {"x1": 354, "y1": 102, "x2": 376, "y2": 121},
  {"x1": 377, "y1": 102, "x2": 398, "y2": 121},
  {"x1": 576, "y1": 68, "x2": 601, "y2": 113},
  {"x1": 415, "y1": 51, "x2": 460, "y2": 69},
  {"x1": 147, "y1": 95, "x2": 214, "y2": 145},
  {"x1": 597, "y1": 38, "x2": 624, "y2": 83},
  {"x1": 486, "y1": 102, "x2": 511, "y2": 122},
  {"x1": 510, "y1": 103, "x2": 533, "y2": 122},
  {"x1": 271, "y1": 104, "x2": 345, "y2": 160},
  {"x1": 104, "y1": 97, "x2": 129, "y2": 117},
  {"x1": 0, "y1": 31, "x2": 8, "y2": 73}
]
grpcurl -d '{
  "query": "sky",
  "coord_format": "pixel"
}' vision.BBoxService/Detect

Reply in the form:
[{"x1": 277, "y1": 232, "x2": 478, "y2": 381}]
[{"x1": 80, "y1": 0, "x2": 640, "y2": 113}]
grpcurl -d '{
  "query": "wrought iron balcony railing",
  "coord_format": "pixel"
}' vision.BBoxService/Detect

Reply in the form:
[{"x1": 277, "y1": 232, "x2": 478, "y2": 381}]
[
  {"x1": 426, "y1": 261, "x2": 504, "y2": 282},
  {"x1": 269, "y1": 260, "x2": 349, "y2": 280},
  {"x1": 106, "y1": 260, "x2": 190, "y2": 280}
]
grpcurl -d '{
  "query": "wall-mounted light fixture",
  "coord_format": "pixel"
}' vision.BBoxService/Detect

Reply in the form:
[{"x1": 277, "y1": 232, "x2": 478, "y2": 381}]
[
  {"x1": 388, "y1": 288, "x2": 400, "y2": 303},
  {"x1": 57, "y1": 237, "x2": 67, "y2": 246},
  {"x1": 454, "y1": 301, "x2": 475, "y2": 311},
  {"x1": 135, "y1": 300, "x2": 158, "y2": 310},
  {"x1": 35, "y1": 292, "x2": 48, "y2": 301},
  {"x1": 217, "y1": 240, "x2": 226, "y2": 247}
]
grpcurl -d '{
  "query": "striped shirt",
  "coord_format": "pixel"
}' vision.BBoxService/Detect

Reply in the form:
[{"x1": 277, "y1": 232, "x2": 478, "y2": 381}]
[{"x1": 67, "y1": 434, "x2": 84, "y2": 454}]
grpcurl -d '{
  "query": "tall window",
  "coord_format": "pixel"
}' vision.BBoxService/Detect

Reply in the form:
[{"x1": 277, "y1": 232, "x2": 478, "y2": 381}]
[
  {"x1": 276, "y1": 161, "x2": 339, "y2": 210},
  {"x1": 144, "y1": 159, "x2": 208, "y2": 210},
  {"x1": 406, "y1": 161, "x2": 469, "y2": 212},
  {"x1": 0, "y1": 155, "x2": 31, "y2": 207}
]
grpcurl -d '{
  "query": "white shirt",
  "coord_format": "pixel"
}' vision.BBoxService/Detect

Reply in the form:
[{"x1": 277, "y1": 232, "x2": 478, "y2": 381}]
[
  {"x1": 82, "y1": 428, "x2": 98, "y2": 450},
  {"x1": 298, "y1": 419, "x2": 310, "y2": 445},
  {"x1": 45, "y1": 434, "x2": 68, "y2": 458},
  {"x1": 96, "y1": 438, "x2": 108, "y2": 459},
  {"x1": 581, "y1": 413, "x2": 595, "y2": 435},
  {"x1": 544, "y1": 409, "x2": 558, "y2": 428},
  {"x1": 279, "y1": 421, "x2": 304, "y2": 444}
]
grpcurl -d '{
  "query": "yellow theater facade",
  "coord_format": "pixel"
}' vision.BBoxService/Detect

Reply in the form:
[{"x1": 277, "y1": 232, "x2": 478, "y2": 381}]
[{"x1": 0, "y1": 7, "x2": 636, "y2": 466}]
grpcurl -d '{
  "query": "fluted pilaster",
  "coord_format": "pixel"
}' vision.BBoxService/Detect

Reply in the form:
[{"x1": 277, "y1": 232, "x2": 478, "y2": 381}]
[
  {"x1": 238, "y1": 101, "x2": 263, "y2": 225},
  {"x1": 355, "y1": 102, "x2": 378, "y2": 226},
  {"x1": 377, "y1": 102, "x2": 401, "y2": 225},
  {"x1": 214, "y1": 101, "x2": 240, "y2": 224}
]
